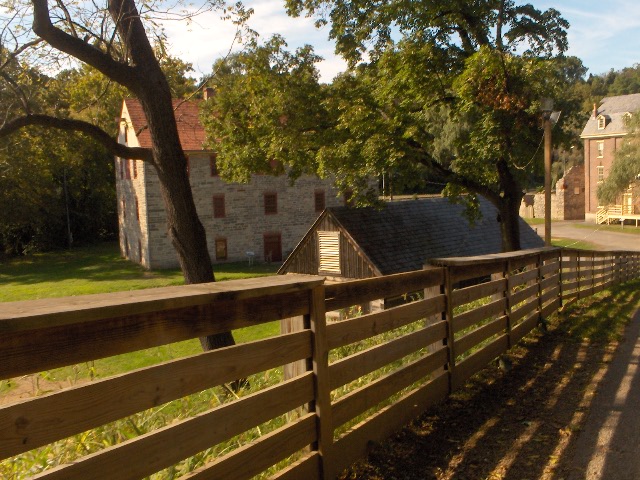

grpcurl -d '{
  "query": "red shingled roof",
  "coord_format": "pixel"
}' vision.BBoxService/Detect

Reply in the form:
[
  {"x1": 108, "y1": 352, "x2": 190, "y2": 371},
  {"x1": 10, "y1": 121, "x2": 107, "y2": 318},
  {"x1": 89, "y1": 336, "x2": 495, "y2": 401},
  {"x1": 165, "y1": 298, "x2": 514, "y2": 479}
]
[{"x1": 123, "y1": 98, "x2": 207, "y2": 151}]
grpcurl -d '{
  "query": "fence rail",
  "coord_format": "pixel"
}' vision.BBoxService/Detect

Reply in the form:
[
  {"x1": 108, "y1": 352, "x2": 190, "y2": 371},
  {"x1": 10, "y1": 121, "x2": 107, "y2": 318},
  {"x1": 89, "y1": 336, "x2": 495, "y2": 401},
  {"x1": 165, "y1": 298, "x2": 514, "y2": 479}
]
[{"x1": 1, "y1": 248, "x2": 639, "y2": 479}]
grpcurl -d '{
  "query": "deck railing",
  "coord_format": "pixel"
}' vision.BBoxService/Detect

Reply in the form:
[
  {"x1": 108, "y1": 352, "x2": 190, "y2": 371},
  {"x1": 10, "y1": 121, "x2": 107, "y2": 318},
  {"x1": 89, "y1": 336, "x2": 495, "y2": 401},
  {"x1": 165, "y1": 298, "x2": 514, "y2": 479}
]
[{"x1": 1, "y1": 247, "x2": 639, "y2": 479}]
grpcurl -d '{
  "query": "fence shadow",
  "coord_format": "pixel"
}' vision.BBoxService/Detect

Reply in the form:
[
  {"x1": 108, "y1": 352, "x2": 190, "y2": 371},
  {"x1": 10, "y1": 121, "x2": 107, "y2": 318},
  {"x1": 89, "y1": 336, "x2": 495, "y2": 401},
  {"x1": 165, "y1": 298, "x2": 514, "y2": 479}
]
[{"x1": 339, "y1": 280, "x2": 640, "y2": 480}]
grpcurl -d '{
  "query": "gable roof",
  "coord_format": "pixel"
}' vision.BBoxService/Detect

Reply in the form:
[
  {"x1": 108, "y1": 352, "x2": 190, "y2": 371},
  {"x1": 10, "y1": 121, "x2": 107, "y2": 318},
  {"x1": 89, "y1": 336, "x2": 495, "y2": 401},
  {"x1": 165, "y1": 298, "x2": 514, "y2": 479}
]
[
  {"x1": 282, "y1": 197, "x2": 544, "y2": 276},
  {"x1": 123, "y1": 98, "x2": 207, "y2": 151},
  {"x1": 581, "y1": 93, "x2": 640, "y2": 138}
]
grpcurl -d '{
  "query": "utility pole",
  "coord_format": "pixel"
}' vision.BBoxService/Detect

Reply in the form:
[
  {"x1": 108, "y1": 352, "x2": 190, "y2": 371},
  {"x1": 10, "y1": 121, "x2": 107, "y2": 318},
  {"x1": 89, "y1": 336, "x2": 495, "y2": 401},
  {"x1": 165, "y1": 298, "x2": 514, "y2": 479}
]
[{"x1": 544, "y1": 114, "x2": 552, "y2": 246}]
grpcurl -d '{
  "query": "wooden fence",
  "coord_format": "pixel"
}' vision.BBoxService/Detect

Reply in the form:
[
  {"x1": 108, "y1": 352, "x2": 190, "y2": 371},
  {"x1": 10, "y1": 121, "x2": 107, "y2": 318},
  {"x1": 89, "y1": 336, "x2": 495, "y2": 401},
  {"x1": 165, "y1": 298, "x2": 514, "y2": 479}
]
[{"x1": 1, "y1": 247, "x2": 639, "y2": 479}]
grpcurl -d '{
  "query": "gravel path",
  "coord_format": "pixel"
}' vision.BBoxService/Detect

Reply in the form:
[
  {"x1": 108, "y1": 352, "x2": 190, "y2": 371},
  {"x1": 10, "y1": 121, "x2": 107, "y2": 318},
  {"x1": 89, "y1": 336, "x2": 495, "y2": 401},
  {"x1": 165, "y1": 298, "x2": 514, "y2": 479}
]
[{"x1": 534, "y1": 220, "x2": 640, "y2": 251}]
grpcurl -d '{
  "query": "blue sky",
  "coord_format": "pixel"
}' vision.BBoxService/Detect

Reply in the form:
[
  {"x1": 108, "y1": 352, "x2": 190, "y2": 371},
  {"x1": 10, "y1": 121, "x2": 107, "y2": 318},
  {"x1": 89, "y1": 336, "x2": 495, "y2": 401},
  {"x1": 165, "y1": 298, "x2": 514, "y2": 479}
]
[{"x1": 162, "y1": 0, "x2": 640, "y2": 82}]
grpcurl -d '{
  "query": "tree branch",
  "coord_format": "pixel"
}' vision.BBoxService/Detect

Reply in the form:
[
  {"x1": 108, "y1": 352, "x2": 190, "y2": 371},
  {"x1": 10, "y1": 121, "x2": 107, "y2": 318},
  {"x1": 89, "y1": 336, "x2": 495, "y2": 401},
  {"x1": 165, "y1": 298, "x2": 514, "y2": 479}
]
[
  {"x1": 32, "y1": 0, "x2": 140, "y2": 91},
  {"x1": 0, "y1": 114, "x2": 153, "y2": 161}
]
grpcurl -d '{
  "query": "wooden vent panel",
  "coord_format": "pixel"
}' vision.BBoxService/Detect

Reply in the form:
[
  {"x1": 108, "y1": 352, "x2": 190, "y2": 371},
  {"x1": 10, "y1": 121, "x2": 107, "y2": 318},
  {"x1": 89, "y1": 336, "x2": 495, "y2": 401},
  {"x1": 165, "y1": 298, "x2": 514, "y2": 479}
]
[{"x1": 318, "y1": 231, "x2": 341, "y2": 274}]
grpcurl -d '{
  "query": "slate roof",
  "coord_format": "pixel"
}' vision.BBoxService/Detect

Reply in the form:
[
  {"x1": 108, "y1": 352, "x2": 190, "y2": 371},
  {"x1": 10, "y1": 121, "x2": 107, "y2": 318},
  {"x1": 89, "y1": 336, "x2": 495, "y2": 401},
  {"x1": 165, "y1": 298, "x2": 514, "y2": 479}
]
[
  {"x1": 327, "y1": 197, "x2": 544, "y2": 275},
  {"x1": 581, "y1": 93, "x2": 640, "y2": 138},
  {"x1": 123, "y1": 98, "x2": 208, "y2": 151}
]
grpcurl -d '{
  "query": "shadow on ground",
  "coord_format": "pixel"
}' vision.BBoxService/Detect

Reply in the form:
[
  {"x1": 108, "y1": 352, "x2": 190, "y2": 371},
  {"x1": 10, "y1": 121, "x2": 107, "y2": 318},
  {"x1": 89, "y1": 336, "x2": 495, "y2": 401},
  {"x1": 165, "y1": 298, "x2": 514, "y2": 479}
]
[{"x1": 340, "y1": 280, "x2": 640, "y2": 480}]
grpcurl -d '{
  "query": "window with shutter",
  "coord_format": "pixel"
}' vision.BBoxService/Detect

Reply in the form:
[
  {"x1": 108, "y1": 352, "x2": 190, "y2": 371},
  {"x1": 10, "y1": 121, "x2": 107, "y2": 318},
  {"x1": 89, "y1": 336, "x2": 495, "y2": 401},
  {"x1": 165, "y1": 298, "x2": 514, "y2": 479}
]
[
  {"x1": 314, "y1": 190, "x2": 325, "y2": 212},
  {"x1": 318, "y1": 231, "x2": 341, "y2": 274},
  {"x1": 213, "y1": 194, "x2": 225, "y2": 218},
  {"x1": 264, "y1": 192, "x2": 277, "y2": 215}
]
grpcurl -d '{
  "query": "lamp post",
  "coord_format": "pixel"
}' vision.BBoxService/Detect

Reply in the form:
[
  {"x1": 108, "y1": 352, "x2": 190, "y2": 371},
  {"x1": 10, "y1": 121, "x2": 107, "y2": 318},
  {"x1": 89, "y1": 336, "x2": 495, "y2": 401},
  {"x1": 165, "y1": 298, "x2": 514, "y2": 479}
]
[{"x1": 541, "y1": 98, "x2": 560, "y2": 247}]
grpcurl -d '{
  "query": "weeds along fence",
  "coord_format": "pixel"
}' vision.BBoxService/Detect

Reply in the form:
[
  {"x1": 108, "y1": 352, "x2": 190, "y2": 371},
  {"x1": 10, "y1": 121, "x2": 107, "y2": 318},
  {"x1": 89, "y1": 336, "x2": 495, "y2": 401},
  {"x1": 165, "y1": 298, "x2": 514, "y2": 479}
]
[{"x1": 1, "y1": 247, "x2": 639, "y2": 479}]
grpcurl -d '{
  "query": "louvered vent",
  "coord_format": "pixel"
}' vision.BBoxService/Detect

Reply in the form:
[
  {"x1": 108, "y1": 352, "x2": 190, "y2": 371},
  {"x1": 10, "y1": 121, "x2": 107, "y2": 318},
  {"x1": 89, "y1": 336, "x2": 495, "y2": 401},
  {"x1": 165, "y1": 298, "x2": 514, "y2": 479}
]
[{"x1": 318, "y1": 231, "x2": 341, "y2": 274}]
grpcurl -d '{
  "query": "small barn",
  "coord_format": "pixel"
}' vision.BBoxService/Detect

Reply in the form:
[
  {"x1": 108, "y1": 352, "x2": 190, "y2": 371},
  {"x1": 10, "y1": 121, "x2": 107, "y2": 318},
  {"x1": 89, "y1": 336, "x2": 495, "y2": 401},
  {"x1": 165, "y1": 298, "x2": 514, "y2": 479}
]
[{"x1": 278, "y1": 197, "x2": 544, "y2": 281}]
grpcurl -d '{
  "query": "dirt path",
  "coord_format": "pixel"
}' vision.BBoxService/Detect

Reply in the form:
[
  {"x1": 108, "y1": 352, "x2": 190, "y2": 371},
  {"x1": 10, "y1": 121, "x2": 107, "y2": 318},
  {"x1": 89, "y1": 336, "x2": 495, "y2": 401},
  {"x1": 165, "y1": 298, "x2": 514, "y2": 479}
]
[
  {"x1": 339, "y1": 281, "x2": 640, "y2": 480},
  {"x1": 535, "y1": 221, "x2": 640, "y2": 251}
]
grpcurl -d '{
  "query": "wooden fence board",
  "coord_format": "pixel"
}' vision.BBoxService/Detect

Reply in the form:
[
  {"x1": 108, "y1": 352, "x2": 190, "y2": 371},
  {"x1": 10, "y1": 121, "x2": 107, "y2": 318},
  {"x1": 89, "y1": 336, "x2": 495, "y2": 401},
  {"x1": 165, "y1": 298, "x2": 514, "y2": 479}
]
[
  {"x1": 452, "y1": 298, "x2": 507, "y2": 334},
  {"x1": 1, "y1": 290, "x2": 312, "y2": 380},
  {"x1": 452, "y1": 335, "x2": 509, "y2": 390},
  {"x1": 270, "y1": 452, "x2": 320, "y2": 480},
  {"x1": 451, "y1": 279, "x2": 506, "y2": 308},
  {"x1": 562, "y1": 280, "x2": 579, "y2": 292},
  {"x1": 33, "y1": 374, "x2": 315, "y2": 480},
  {"x1": 324, "y1": 269, "x2": 444, "y2": 312},
  {"x1": 511, "y1": 311, "x2": 540, "y2": 344},
  {"x1": 0, "y1": 331, "x2": 312, "y2": 460},
  {"x1": 329, "y1": 323, "x2": 447, "y2": 390},
  {"x1": 454, "y1": 316, "x2": 508, "y2": 357},
  {"x1": 332, "y1": 373, "x2": 449, "y2": 474},
  {"x1": 326, "y1": 297, "x2": 445, "y2": 350},
  {"x1": 540, "y1": 287, "x2": 560, "y2": 305},
  {"x1": 541, "y1": 298, "x2": 561, "y2": 318},
  {"x1": 562, "y1": 271, "x2": 578, "y2": 282},
  {"x1": 510, "y1": 284, "x2": 539, "y2": 306},
  {"x1": 508, "y1": 269, "x2": 539, "y2": 289},
  {"x1": 509, "y1": 297, "x2": 538, "y2": 325},
  {"x1": 449, "y1": 263, "x2": 504, "y2": 284},
  {"x1": 184, "y1": 414, "x2": 316, "y2": 480},
  {"x1": 332, "y1": 348, "x2": 448, "y2": 428},
  {"x1": 540, "y1": 262, "x2": 560, "y2": 277},
  {"x1": 540, "y1": 274, "x2": 560, "y2": 291}
]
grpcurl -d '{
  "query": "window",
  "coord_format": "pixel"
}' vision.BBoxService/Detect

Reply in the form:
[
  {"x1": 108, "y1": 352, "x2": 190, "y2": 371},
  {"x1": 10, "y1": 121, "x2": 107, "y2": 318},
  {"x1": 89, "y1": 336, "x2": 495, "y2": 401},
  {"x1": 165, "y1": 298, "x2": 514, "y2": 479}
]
[
  {"x1": 264, "y1": 192, "x2": 277, "y2": 215},
  {"x1": 597, "y1": 115, "x2": 606, "y2": 130},
  {"x1": 263, "y1": 233, "x2": 282, "y2": 262},
  {"x1": 135, "y1": 196, "x2": 139, "y2": 220},
  {"x1": 133, "y1": 160, "x2": 138, "y2": 179},
  {"x1": 318, "y1": 231, "x2": 341, "y2": 274},
  {"x1": 314, "y1": 190, "x2": 326, "y2": 212},
  {"x1": 210, "y1": 154, "x2": 219, "y2": 176},
  {"x1": 121, "y1": 198, "x2": 126, "y2": 220},
  {"x1": 213, "y1": 194, "x2": 225, "y2": 218},
  {"x1": 597, "y1": 141, "x2": 604, "y2": 158},
  {"x1": 123, "y1": 123, "x2": 128, "y2": 143},
  {"x1": 215, "y1": 238, "x2": 227, "y2": 260},
  {"x1": 138, "y1": 240, "x2": 142, "y2": 262},
  {"x1": 125, "y1": 159, "x2": 131, "y2": 179},
  {"x1": 597, "y1": 165, "x2": 604, "y2": 183}
]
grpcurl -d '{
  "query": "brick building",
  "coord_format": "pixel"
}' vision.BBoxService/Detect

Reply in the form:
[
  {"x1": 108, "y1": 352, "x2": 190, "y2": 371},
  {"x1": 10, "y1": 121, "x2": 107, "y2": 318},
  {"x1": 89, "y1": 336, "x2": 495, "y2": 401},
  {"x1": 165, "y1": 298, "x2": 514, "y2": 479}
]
[
  {"x1": 581, "y1": 93, "x2": 640, "y2": 222},
  {"x1": 116, "y1": 97, "x2": 344, "y2": 269}
]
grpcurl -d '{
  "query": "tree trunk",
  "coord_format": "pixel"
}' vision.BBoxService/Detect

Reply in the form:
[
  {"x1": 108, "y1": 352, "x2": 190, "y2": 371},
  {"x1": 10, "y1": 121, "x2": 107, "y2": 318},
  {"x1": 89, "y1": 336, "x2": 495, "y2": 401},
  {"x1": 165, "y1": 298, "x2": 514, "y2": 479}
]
[{"x1": 497, "y1": 193, "x2": 523, "y2": 252}]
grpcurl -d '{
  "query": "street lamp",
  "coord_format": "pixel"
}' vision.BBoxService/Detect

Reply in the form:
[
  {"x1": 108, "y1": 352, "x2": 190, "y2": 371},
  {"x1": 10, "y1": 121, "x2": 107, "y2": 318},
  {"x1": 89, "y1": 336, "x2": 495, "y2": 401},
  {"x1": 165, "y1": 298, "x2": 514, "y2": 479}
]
[{"x1": 540, "y1": 98, "x2": 561, "y2": 247}]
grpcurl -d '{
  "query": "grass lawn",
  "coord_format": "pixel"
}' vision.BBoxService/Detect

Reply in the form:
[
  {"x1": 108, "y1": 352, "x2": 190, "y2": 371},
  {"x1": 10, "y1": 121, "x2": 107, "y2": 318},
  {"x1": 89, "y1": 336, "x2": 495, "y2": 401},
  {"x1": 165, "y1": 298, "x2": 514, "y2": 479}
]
[
  {"x1": 551, "y1": 238, "x2": 598, "y2": 250},
  {"x1": 0, "y1": 241, "x2": 279, "y2": 302},
  {"x1": 574, "y1": 222, "x2": 640, "y2": 235},
  {"x1": 523, "y1": 217, "x2": 546, "y2": 225}
]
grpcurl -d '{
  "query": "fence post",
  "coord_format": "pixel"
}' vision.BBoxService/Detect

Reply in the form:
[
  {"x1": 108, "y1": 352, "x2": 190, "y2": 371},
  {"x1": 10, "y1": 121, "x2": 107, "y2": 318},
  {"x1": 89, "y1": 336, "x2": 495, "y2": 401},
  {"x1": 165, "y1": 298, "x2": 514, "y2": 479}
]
[
  {"x1": 443, "y1": 266, "x2": 456, "y2": 393},
  {"x1": 536, "y1": 254, "x2": 543, "y2": 321},
  {"x1": 308, "y1": 284, "x2": 335, "y2": 480},
  {"x1": 503, "y1": 261, "x2": 512, "y2": 348}
]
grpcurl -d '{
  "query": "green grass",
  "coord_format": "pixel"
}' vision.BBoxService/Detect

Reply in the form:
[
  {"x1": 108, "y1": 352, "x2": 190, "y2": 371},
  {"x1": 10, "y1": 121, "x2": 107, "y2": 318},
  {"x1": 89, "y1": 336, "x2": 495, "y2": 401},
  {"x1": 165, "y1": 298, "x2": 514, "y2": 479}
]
[
  {"x1": 551, "y1": 238, "x2": 598, "y2": 250},
  {"x1": 524, "y1": 217, "x2": 546, "y2": 225},
  {"x1": 573, "y1": 222, "x2": 640, "y2": 235},
  {"x1": 0, "y1": 242, "x2": 279, "y2": 302}
]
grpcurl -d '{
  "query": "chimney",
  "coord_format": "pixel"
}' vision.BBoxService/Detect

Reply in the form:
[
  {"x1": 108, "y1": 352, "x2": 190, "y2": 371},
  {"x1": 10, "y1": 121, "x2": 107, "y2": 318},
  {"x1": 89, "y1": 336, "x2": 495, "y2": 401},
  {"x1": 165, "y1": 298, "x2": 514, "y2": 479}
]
[
  {"x1": 203, "y1": 87, "x2": 215, "y2": 100},
  {"x1": 593, "y1": 103, "x2": 597, "y2": 118}
]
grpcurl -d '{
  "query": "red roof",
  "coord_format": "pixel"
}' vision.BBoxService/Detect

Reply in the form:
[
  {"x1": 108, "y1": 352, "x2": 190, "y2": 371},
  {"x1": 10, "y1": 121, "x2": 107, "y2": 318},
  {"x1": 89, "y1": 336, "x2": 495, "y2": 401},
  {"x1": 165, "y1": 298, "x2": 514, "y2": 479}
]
[{"x1": 123, "y1": 98, "x2": 207, "y2": 151}]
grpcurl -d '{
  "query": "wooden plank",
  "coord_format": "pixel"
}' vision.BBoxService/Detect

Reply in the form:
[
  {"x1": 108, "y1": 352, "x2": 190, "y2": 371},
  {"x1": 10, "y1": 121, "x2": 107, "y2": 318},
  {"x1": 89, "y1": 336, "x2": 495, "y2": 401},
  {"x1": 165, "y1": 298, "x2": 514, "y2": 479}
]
[
  {"x1": 511, "y1": 311, "x2": 540, "y2": 344},
  {"x1": 508, "y1": 257, "x2": 538, "y2": 271},
  {"x1": 540, "y1": 286, "x2": 559, "y2": 305},
  {"x1": 562, "y1": 271, "x2": 578, "y2": 282},
  {"x1": 452, "y1": 334, "x2": 509, "y2": 390},
  {"x1": 270, "y1": 452, "x2": 320, "y2": 480},
  {"x1": 449, "y1": 262, "x2": 504, "y2": 284},
  {"x1": 324, "y1": 269, "x2": 444, "y2": 312},
  {"x1": 540, "y1": 262, "x2": 560, "y2": 277},
  {"x1": 508, "y1": 268, "x2": 538, "y2": 289},
  {"x1": 0, "y1": 275, "x2": 322, "y2": 330},
  {"x1": 332, "y1": 373, "x2": 449, "y2": 474},
  {"x1": 452, "y1": 298, "x2": 507, "y2": 334},
  {"x1": 540, "y1": 250, "x2": 561, "y2": 262},
  {"x1": 32, "y1": 374, "x2": 315, "y2": 480},
  {"x1": 510, "y1": 297, "x2": 538, "y2": 325},
  {"x1": 0, "y1": 331, "x2": 312, "y2": 460},
  {"x1": 454, "y1": 316, "x2": 507, "y2": 357},
  {"x1": 510, "y1": 284, "x2": 538, "y2": 306},
  {"x1": 326, "y1": 296, "x2": 445, "y2": 350},
  {"x1": 184, "y1": 414, "x2": 316, "y2": 480},
  {"x1": 430, "y1": 247, "x2": 557, "y2": 268},
  {"x1": 541, "y1": 298, "x2": 561, "y2": 318},
  {"x1": 332, "y1": 348, "x2": 448, "y2": 428},
  {"x1": 1, "y1": 290, "x2": 312, "y2": 380},
  {"x1": 329, "y1": 322, "x2": 447, "y2": 390},
  {"x1": 562, "y1": 280, "x2": 579, "y2": 292},
  {"x1": 540, "y1": 274, "x2": 559, "y2": 291},
  {"x1": 451, "y1": 278, "x2": 507, "y2": 308}
]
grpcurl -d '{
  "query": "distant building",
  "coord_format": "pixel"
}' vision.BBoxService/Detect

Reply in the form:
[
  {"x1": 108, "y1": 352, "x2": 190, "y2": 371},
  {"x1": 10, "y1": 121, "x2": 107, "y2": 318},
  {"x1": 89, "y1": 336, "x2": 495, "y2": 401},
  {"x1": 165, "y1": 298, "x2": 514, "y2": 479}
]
[
  {"x1": 115, "y1": 97, "x2": 344, "y2": 268},
  {"x1": 581, "y1": 93, "x2": 640, "y2": 222},
  {"x1": 279, "y1": 197, "x2": 544, "y2": 281},
  {"x1": 520, "y1": 165, "x2": 585, "y2": 221}
]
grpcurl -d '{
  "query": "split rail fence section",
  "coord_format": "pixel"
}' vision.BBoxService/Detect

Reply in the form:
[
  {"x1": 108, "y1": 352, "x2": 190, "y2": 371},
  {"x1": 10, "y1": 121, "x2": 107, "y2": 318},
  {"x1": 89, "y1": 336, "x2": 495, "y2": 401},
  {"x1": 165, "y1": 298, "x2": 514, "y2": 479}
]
[{"x1": 1, "y1": 247, "x2": 639, "y2": 479}]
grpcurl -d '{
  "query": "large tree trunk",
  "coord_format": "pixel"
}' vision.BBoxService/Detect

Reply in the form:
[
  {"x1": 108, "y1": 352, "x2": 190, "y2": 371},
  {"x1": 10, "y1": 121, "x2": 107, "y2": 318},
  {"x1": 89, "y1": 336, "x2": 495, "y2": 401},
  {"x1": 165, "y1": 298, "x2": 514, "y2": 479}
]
[
  {"x1": 495, "y1": 159, "x2": 525, "y2": 252},
  {"x1": 110, "y1": 0, "x2": 235, "y2": 351}
]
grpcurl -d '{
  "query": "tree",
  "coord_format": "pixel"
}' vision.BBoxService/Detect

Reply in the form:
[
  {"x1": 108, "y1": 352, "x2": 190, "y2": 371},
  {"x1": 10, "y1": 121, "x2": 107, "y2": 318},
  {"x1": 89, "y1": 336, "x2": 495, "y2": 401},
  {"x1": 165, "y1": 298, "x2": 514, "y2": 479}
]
[
  {"x1": 0, "y1": 0, "x2": 250, "y2": 349},
  {"x1": 204, "y1": 1, "x2": 575, "y2": 251}
]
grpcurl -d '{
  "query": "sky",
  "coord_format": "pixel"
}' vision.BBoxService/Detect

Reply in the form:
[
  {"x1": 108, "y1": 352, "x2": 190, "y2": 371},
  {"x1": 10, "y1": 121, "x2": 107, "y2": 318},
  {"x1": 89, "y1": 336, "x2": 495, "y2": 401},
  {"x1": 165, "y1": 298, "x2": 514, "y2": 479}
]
[{"x1": 161, "y1": 0, "x2": 640, "y2": 82}]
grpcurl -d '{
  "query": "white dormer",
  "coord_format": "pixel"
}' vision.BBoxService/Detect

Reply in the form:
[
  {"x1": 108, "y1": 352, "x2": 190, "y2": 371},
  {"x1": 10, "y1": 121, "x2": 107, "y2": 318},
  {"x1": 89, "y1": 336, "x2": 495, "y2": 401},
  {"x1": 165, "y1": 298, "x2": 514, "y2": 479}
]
[{"x1": 597, "y1": 114, "x2": 607, "y2": 130}]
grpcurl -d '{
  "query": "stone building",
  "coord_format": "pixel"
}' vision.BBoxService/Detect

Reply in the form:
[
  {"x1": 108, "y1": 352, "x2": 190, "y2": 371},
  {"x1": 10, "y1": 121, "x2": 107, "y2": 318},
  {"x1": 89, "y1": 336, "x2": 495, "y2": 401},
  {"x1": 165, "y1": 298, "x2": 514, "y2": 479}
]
[
  {"x1": 520, "y1": 164, "x2": 585, "y2": 220},
  {"x1": 581, "y1": 93, "x2": 640, "y2": 222},
  {"x1": 116, "y1": 97, "x2": 344, "y2": 269}
]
